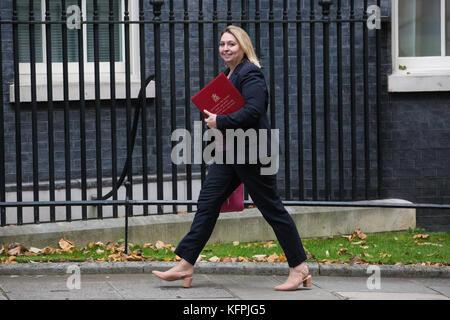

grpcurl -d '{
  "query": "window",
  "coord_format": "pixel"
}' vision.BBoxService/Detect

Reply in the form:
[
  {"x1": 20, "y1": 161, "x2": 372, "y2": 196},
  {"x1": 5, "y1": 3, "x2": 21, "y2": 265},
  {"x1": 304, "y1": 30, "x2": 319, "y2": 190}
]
[
  {"x1": 389, "y1": 0, "x2": 450, "y2": 92},
  {"x1": 11, "y1": 0, "x2": 153, "y2": 102}
]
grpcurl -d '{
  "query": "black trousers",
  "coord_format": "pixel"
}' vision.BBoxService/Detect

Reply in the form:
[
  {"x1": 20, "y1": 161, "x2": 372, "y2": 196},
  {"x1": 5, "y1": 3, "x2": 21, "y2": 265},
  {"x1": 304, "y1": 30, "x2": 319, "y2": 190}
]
[{"x1": 174, "y1": 163, "x2": 307, "y2": 268}]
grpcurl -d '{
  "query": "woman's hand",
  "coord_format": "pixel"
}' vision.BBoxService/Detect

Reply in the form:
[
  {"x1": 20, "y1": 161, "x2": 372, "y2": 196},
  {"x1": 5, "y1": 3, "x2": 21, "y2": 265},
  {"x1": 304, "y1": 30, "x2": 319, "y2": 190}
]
[{"x1": 203, "y1": 110, "x2": 217, "y2": 129}]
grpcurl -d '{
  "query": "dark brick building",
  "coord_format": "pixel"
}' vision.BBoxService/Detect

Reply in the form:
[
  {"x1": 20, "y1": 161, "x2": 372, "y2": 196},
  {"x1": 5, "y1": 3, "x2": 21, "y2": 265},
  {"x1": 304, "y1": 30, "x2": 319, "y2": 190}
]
[{"x1": 0, "y1": 0, "x2": 448, "y2": 231}]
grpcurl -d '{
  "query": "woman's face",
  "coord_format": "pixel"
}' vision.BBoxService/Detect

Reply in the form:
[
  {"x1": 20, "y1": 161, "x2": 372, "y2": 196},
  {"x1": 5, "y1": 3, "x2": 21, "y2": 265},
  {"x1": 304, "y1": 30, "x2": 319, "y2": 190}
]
[{"x1": 219, "y1": 32, "x2": 244, "y2": 68}]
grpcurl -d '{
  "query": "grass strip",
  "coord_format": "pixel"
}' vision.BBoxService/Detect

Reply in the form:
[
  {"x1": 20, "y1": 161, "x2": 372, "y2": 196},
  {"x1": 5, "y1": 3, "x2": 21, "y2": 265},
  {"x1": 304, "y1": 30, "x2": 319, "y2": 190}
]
[{"x1": 1, "y1": 228, "x2": 448, "y2": 266}]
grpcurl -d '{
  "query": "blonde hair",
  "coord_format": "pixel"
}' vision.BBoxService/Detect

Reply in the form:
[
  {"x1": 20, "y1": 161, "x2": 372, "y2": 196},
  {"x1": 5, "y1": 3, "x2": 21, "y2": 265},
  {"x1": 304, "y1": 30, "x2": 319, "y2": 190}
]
[{"x1": 220, "y1": 25, "x2": 261, "y2": 68}]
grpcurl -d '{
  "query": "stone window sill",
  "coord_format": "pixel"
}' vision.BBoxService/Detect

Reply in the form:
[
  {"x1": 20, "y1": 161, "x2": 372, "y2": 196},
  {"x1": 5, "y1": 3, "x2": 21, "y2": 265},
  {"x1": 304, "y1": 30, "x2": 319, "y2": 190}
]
[
  {"x1": 9, "y1": 73, "x2": 155, "y2": 103},
  {"x1": 388, "y1": 69, "x2": 450, "y2": 92}
]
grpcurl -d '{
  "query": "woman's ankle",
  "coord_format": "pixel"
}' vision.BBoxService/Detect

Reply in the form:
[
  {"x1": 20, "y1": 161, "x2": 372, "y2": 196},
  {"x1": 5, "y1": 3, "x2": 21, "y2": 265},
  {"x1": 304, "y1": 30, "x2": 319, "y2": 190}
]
[{"x1": 293, "y1": 262, "x2": 308, "y2": 273}]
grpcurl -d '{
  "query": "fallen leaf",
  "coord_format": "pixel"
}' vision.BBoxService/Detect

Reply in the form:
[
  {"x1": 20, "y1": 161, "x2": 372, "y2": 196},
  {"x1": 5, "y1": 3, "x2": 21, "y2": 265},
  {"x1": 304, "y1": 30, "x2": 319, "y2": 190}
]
[
  {"x1": 325, "y1": 250, "x2": 330, "y2": 257},
  {"x1": 127, "y1": 253, "x2": 143, "y2": 261},
  {"x1": 5, "y1": 256, "x2": 17, "y2": 264},
  {"x1": 413, "y1": 234, "x2": 429, "y2": 239},
  {"x1": 29, "y1": 247, "x2": 43, "y2": 254},
  {"x1": 422, "y1": 242, "x2": 443, "y2": 247},
  {"x1": 337, "y1": 248, "x2": 348, "y2": 255},
  {"x1": 267, "y1": 253, "x2": 280, "y2": 262},
  {"x1": 237, "y1": 256, "x2": 251, "y2": 263},
  {"x1": 321, "y1": 259, "x2": 334, "y2": 264},
  {"x1": 43, "y1": 247, "x2": 56, "y2": 255},
  {"x1": 341, "y1": 235, "x2": 353, "y2": 241},
  {"x1": 95, "y1": 241, "x2": 105, "y2": 247},
  {"x1": 58, "y1": 237, "x2": 75, "y2": 252},
  {"x1": 7, "y1": 243, "x2": 27, "y2": 256},
  {"x1": 220, "y1": 257, "x2": 233, "y2": 262},
  {"x1": 262, "y1": 241, "x2": 277, "y2": 248},
  {"x1": 96, "y1": 249, "x2": 105, "y2": 254},
  {"x1": 208, "y1": 256, "x2": 220, "y2": 262},
  {"x1": 354, "y1": 229, "x2": 367, "y2": 240},
  {"x1": 379, "y1": 252, "x2": 392, "y2": 258},
  {"x1": 108, "y1": 253, "x2": 124, "y2": 262},
  {"x1": 143, "y1": 243, "x2": 153, "y2": 248},
  {"x1": 155, "y1": 240, "x2": 165, "y2": 249},
  {"x1": 106, "y1": 241, "x2": 119, "y2": 252},
  {"x1": 8, "y1": 242, "x2": 22, "y2": 250},
  {"x1": 348, "y1": 255, "x2": 361, "y2": 264},
  {"x1": 252, "y1": 254, "x2": 267, "y2": 262},
  {"x1": 196, "y1": 255, "x2": 206, "y2": 262}
]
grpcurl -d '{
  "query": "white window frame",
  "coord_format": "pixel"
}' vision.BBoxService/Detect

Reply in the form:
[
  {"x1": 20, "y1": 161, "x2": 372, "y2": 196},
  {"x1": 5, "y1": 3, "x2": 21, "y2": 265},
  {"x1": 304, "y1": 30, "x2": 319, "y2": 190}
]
[
  {"x1": 389, "y1": 0, "x2": 450, "y2": 92},
  {"x1": 10, "y1": 0, "x2": 154, "y2": 102}
]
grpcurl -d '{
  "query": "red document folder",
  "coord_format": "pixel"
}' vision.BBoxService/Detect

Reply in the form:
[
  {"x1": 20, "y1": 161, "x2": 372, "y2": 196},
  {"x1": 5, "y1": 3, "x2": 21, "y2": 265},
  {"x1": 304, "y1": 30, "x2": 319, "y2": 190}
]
[
  {"x1": 190, "y1": 72, "x2": 245, "y2": 116},
  {"x1": 220, "y1": 183, "x2": 244, "y2": 213},
  {"x1": 191, "y1": 73, "x2": 245, "y2": 213}
]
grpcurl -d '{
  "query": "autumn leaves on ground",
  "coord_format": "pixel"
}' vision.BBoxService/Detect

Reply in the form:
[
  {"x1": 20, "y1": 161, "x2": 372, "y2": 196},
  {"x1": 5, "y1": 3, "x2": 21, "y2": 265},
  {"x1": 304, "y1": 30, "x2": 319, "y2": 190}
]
[{"x1": 1, "y1": 228, "x2": 449, "y2": 266}]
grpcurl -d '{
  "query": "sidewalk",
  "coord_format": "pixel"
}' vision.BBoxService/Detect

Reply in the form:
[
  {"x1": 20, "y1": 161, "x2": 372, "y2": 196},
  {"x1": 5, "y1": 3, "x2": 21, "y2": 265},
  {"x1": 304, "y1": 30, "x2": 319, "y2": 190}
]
[{"x1": 0, "y1": 262, "x2": 449, "y2": 300}]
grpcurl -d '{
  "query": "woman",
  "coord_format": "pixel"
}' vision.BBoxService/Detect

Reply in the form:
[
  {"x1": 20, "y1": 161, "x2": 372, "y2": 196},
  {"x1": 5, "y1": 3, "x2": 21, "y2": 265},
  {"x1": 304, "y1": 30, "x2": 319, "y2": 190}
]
[{"x1": 152, "y1": 26, "x2": 311, "y2": 291}]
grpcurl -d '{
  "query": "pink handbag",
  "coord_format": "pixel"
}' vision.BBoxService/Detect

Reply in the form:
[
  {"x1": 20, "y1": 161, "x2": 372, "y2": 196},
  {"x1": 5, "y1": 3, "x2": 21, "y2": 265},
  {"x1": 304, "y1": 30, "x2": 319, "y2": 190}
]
[{"x1": 220, "y1": 183, "x2": 244, "y2": 213}]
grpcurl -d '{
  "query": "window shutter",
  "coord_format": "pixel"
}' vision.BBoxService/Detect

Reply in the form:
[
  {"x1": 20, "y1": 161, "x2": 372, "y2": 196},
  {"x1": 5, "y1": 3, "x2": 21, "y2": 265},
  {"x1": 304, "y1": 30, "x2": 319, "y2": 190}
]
[
  {"x1": 17, "y1": 0, "x2": 43, "y2": 63},
  {"x1": 446, "y1": 0, "x2": 450, "y2": 55},
  {"x1": 86, "y1": 0, "x2": 123, "y2": 62},
  {"x1": 49, "y1": 0, "x2": 79, "y2": 63},
  {"x1": 18, "y1": 0, "x2": 123, "y2": 64}
]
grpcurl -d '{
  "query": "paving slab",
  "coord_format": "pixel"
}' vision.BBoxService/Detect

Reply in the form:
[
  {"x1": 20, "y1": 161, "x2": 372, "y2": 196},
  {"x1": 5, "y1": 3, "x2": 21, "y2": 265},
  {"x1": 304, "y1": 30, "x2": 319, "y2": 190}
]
[
  {"x1": 210, "y1": 274, "x2": 340, "y2": 300},
  {"x1": 0, "y1": 274, "x2": 122, "y2": 300},
  {"x1": 0, "y1": 273, "x2": 448, "y2": 300},
  {"x1": 335, "y1": 292, "x2": 449, "y2": 300},
  {"x1": 312, "y1": 276, "x2": 447, "y2": 295},
  {"x1": 105, "y1": 274, "x2": 235, "y2": 300}
]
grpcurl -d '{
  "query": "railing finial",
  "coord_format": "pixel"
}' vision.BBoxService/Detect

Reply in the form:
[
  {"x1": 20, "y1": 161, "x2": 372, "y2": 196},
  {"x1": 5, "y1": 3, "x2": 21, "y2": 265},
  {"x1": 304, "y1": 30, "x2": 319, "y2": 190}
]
[
  {"x1": 319, "y1": 0, "x2": 333, "y2": 16},
  {"x1": 150, "y1": 0, "x2": 164, "y2": 17}
]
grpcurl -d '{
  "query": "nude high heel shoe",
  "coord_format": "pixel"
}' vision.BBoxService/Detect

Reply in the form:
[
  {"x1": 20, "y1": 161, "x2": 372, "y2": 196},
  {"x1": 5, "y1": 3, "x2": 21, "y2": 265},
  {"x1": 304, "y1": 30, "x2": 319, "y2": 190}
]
[
  {"x1": 274, "y1": 263, "x2": 312, "y2": 291},
  {"x1": 152, "y1": 259, "x2": 194, "y2": 288},
  {"x1": 152, "y1": 269, "x2": 194, "y2": 288},
  {"x1": 182, "y1": 276, "x2": 193, "y2": 288}
]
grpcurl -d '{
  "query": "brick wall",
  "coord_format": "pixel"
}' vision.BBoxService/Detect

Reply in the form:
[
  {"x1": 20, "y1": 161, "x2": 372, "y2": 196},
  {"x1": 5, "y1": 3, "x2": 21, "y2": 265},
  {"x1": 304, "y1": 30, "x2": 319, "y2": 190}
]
[{"x1": 0, "y1": 0, "x2": 448, "y2": 230}]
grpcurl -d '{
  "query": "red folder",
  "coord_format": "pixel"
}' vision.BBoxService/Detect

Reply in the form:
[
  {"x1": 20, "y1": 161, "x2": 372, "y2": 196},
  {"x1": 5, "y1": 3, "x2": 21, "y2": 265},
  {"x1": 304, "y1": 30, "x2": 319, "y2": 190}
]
[
  {"x1": 220, "y1": 183, "x2": 244, "y2": 213},
  {"x1": 191, "y1": 73, "x2": 245, "y2": 213},
  {"x1": 190, "y1": 72, "x2": 245, "y2": 116}
]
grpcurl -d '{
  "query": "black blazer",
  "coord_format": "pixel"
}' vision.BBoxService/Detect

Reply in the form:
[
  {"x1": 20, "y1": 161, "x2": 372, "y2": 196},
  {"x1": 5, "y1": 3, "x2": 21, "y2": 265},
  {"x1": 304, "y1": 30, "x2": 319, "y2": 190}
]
[{"x1": 216, "y1": 60, "x2": 272, "y2": 163}]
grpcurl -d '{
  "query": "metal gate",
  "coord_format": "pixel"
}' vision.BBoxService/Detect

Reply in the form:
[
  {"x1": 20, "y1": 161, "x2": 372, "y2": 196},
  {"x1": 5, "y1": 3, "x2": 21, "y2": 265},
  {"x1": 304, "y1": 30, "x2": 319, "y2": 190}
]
[{"x1": 0, "y1": 0, "x2": 449, "y2": 228}]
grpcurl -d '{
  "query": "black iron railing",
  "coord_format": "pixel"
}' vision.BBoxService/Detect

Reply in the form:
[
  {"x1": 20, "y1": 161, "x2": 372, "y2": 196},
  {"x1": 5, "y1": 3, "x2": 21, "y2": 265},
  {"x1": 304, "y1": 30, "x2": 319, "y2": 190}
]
[{"x1": 0, "y1": 0, "x2": 448, "y2": 228}]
